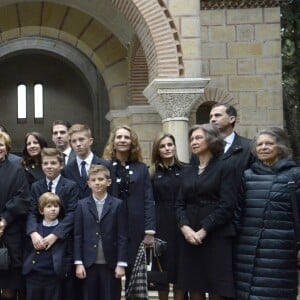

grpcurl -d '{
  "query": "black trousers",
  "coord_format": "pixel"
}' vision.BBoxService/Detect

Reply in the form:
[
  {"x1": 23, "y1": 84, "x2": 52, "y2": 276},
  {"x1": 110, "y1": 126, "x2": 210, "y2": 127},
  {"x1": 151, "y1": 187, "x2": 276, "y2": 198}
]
[
  {"x1": 26, "y1": 275, "x2": 62, "y2": 300},
  {"x1": 82, "y1": 264, "x2": 121, "y2": 300}
]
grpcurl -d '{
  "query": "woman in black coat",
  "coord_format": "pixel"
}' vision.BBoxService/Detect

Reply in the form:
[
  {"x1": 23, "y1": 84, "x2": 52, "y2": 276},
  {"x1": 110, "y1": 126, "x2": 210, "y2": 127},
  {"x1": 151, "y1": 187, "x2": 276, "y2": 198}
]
[
  {"x1": 102, "y1": 125, "x2": 155, "y2": 288},
  {"x1": 150, "y1": 133, "x2": 186, "y2": 300},
  {"x1": 176, "y1": 124, "x2": 237, "y2": 300},
  {"x1": 20, "y1": 132, "x2": 47, "y2": 187},
  {"x1": 235, "y1": 127, "x2": 300, "y2": 300},
  {"x1": 0, "y1": 131, "x2": 30, "y2": 300}
]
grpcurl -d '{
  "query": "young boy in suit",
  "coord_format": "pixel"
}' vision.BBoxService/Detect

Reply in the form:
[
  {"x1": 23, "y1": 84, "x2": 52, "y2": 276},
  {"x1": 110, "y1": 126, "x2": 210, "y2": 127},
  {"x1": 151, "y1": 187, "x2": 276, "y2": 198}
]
[
  {"x1": 62, "y1": 124, "x2": 111, "y2": 199},
  {"x1": 27, "y1": 147, "x2": 79, "y2": 300},
  {"x1": 23, "y1": 192, "x2": 72, "y2": 300},
  {"x1": 73, "y1": 164, "x2": 127, "y2": 300}
]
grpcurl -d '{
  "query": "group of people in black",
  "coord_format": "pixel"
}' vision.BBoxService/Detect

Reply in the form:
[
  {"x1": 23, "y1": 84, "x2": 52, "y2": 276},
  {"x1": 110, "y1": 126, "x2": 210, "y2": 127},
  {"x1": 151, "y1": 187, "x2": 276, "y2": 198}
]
[{"x1": 0, "y1": 103, "x2": 299, "y2": 300}]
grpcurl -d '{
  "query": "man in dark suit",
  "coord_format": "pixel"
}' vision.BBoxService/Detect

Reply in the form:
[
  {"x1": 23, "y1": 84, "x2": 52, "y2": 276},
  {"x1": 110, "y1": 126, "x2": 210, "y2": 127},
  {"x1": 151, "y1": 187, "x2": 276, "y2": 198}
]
[
  {"x1": 209, "y1": 104, "x2": 254, "y2": 300},
  {"x1": 51, "y1": 120, "x2": 76, "y2": 166},
  {"x1": 191, "y1": 104, "x2": 254, "y2": 177},
  {"x1": 73, "y1": 164, "x2": 127, "y2": 300},
  {"x1": 27, "y1": 147, "x2": 79, "y2": 300},
  {"x1": 62, "y1": 124, "x2": 111, "y2": 199},
  {"x1": 209, "y1": 104, "x2": 254, "y2": 177}
]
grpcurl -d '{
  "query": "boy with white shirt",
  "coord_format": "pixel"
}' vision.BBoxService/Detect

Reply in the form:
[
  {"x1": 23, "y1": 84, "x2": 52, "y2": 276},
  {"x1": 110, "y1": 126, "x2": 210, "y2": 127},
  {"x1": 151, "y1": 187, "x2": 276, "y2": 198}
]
[
  {"x1": 27, "y1": 148, "x2": 79, "y2": 300},
  {"x1": 23, "y1": 192, "x2": 72, "y2": 300},
  {"x1": 73, "y1": 164, "x2": 127, "y2": 300},
  {"x1": 62, "y1": 124, "x2": 111, "y2": 199}
]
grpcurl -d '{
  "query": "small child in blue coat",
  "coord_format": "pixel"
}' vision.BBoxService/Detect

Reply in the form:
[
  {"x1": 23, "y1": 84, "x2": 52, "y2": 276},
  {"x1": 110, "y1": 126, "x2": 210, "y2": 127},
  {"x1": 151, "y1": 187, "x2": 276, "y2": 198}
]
[{"x1": 23, "y1": 192, "x2": 72, "y2": 300}]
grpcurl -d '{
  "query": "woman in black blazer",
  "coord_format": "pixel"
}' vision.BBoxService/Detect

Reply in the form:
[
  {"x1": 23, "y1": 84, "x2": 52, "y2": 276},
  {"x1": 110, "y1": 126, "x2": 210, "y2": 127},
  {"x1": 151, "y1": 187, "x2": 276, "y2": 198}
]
[
  {"x1": 102, "y1": 125, "x2": 155, "y2": 287},
  {"x1": 150, "y1": 132, "x2": 186, "y2": 300},
  {"x1": 175, "y1": 124, "x2": 237, "y2": 300}
]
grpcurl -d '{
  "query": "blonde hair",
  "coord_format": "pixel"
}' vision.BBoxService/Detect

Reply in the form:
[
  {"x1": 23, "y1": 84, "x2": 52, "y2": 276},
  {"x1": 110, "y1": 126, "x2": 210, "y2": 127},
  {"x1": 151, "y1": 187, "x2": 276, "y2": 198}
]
[
  {"x1": 68, "y1": 124, "x2": 92, "y2": 138},
  {"x1": 102, "y1": 125, "x2": 143, "y2": 162},
  {"x1": 88, "y1": 164, "x2": 111, "y2": 179},
  {"x1": 38, "y1": 192, "x2": 61, "y2": 212},
  {"x1": 0, "y1": 131, "x2": 11, "y2": 154}
]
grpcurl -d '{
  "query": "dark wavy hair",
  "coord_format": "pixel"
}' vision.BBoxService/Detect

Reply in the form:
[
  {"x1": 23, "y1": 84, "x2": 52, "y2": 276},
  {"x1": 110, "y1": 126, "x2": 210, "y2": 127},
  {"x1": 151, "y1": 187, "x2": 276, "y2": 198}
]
[
  {"x1": 22, "y1": 132, "x2": 48, "y2": 166},
  {"x1": 189, "y1": 123, "x2": 225, "y2": 156},
  {"x1": 150, "y1": 132, "x2": 183, "y2": 176}
]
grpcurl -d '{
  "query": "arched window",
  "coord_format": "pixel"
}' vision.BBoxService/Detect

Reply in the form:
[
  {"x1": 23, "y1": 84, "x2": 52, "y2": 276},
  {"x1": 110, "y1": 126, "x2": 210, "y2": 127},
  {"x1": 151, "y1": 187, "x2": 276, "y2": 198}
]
[
  {"x1": 17, "y1": 84, "x2": 27, "y2": 119},
  {"x1": 34, "y1": 83, "x2": 43, "y2": 119}
]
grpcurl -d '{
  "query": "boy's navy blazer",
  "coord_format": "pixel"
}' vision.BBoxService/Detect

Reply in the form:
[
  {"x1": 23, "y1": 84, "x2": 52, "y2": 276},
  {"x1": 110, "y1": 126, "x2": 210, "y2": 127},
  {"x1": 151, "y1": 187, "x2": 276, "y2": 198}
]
[
  {"x1": 23, "y1": 223, "x2": 72, "y2": 279},
  {"x1": 73, "y1": 194, "x2": 127, "y2": 269},
  {"x1": 62, "y1": 154, "x2": 111, "y2": 199},
  {"x1": 27, "y1": 175, "x2": 79, "y2": 239}
]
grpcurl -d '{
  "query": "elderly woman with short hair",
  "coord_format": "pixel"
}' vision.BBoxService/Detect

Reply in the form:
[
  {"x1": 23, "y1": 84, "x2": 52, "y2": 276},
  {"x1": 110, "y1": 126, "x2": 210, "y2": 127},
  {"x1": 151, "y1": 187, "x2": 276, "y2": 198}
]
[
  {"x1": 235, "y1": 127, "x2": 300, "y2": 299},
  {"x1": 176, "y1": 123, "x2": 237, "y2": 300}
]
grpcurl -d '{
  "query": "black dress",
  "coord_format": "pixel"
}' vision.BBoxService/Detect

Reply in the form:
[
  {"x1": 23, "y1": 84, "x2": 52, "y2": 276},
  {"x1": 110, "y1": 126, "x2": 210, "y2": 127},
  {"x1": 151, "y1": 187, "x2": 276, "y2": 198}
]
[
  {"x1": 175, "y1": 157, "x2": 237, "y2": 297},
  {"x1": 151, "y1": 163, "x2": 185, "y2": 284}
]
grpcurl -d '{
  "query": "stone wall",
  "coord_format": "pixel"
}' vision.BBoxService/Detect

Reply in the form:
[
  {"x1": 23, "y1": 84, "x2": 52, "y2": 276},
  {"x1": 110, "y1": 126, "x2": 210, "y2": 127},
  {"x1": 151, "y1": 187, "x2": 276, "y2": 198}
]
[{"x1": 199, "y1": 7, "x2": 283, "y2": 139}]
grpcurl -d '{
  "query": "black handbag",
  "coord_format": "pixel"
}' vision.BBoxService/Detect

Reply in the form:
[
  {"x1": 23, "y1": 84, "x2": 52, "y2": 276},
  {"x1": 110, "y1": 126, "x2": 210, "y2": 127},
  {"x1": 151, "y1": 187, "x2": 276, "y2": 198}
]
[
  {"x1": 0, "y1": 240, "x2": 10, "y2": 270},
  {"x1": 153, "y1": 238, "x2": 167, "y2": 257},
  {"x1": 147, "y1": 245, "x2": 168, "y2": 291}
]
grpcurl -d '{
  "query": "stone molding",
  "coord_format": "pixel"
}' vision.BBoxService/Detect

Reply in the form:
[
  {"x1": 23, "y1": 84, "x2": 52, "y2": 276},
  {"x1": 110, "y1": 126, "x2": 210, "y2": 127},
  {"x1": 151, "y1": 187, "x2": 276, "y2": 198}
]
[
  {"x1": 105, "y1": 105, "x2": 157, "y2": 121},
  {"x1": 143, "y1": 78, "x2": 210, "y2": 121},
  {"x1": 201, "y1": 0, "x2": 281, "y2": 9}
]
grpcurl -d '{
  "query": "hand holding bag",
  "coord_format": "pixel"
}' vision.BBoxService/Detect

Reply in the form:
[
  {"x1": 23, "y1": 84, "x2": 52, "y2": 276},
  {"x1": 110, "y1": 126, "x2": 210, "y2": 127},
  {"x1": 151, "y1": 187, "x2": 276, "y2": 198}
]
[{"x1": 0, "y1": 239, "x2": 10, "y2": 270}]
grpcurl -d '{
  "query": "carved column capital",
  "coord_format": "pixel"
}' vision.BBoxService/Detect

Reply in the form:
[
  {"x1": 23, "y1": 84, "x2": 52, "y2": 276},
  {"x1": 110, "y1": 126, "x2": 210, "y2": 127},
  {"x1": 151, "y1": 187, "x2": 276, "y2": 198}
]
[{"x1": 143, "y1": 78, "x2": 210, "y2": 122}]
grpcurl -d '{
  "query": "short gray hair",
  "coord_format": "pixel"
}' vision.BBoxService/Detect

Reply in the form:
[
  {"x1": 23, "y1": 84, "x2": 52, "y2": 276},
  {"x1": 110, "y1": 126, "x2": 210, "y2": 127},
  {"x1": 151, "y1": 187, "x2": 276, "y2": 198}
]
[{"x1": 251, "y1": 127, "x2": 291, "y2": 159}]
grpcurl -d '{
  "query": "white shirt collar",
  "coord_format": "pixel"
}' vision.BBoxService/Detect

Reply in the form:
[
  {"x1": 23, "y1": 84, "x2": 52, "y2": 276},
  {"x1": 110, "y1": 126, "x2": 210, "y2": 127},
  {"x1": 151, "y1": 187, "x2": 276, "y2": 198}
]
[
  {"x1": 42, "y1": 219, "x2": 59, "y2": 227},
  {"x1": 224, "y1": 132, "x2": 235, "y2": 153},
  {"x1": 92, "y1": 193, "x2": 107, "y2": 205},
  {"x1": 46, "y1": 175, "x2": 61, "y2": 192},
  {"x1": 76, "y1": 152, "x2": 93, "y2": 170},
  {"x1": 63, "y1": 147, "x2": 72, "y2": 164}
]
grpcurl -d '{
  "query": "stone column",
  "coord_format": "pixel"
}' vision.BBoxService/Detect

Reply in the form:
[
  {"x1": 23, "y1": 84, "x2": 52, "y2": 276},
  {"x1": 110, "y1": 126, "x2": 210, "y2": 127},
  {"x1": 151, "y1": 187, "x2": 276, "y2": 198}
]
[{"x1": 143, "y1": 78, "x2": 209, "y2": 162}]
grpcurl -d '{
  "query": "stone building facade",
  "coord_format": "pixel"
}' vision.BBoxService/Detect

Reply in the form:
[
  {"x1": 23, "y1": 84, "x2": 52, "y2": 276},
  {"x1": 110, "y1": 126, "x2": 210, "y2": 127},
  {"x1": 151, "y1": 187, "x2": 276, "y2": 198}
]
[{"x1": 0, "y1": 0, "x2": 283, "y2": 163}]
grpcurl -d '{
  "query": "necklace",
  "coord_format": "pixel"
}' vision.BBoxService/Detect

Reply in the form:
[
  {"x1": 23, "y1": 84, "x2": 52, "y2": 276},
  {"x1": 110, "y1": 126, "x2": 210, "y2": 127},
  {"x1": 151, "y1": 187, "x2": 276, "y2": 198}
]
[{"x1": 198, "y1": 164, "x2": 207, "y2": 174}]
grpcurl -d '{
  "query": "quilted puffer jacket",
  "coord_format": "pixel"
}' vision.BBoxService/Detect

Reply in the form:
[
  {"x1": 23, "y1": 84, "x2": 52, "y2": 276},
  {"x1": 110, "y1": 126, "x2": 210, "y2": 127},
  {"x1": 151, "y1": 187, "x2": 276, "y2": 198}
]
[{"x1": 234, "y1": 158, "x2": 300, "y2": 300}]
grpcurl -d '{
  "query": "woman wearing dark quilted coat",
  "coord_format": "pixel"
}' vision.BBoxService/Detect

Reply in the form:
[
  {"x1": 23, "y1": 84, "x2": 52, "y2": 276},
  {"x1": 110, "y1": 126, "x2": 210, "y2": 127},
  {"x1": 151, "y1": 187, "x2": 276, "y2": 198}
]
[{"x1": 235, "y1": 127, "x2": 300, "y2": 300}]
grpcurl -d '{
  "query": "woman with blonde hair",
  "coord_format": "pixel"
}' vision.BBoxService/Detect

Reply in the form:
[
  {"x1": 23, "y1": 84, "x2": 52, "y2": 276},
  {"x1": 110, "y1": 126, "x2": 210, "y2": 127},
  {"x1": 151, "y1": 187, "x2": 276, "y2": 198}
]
[
  {"x1": 103, "y1": 125, "x2": 155, "y2": 289},
  {"x1": 150, "y1": 132, "x2": 186, "y2": 300},
  {"x1": 0, "y1": 131, "x2": 30, "y2": 300}
]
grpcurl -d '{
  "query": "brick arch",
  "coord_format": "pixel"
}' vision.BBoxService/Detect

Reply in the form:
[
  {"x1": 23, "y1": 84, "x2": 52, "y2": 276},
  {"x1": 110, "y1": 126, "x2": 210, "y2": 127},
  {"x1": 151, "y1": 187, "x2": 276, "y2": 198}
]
[
  {"x1": 195, "y1": 87, "x2": 240, "y2": 124},
  {"x1": 128, "y1": 38, "x2": 148, "y2": 105},
  {"x1": 112, "y1": 0, "x2": 182, "y2": 81}
]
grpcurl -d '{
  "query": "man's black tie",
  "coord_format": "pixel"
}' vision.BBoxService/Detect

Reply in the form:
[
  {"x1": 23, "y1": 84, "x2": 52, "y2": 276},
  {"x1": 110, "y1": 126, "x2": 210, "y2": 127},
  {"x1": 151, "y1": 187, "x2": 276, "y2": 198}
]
[
  {"x1": 48, "y1": 181, "x2": 53, "y2": 192},
  {"x1": 81, "y1": 161, "x2": 87, "y2": 181}
]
